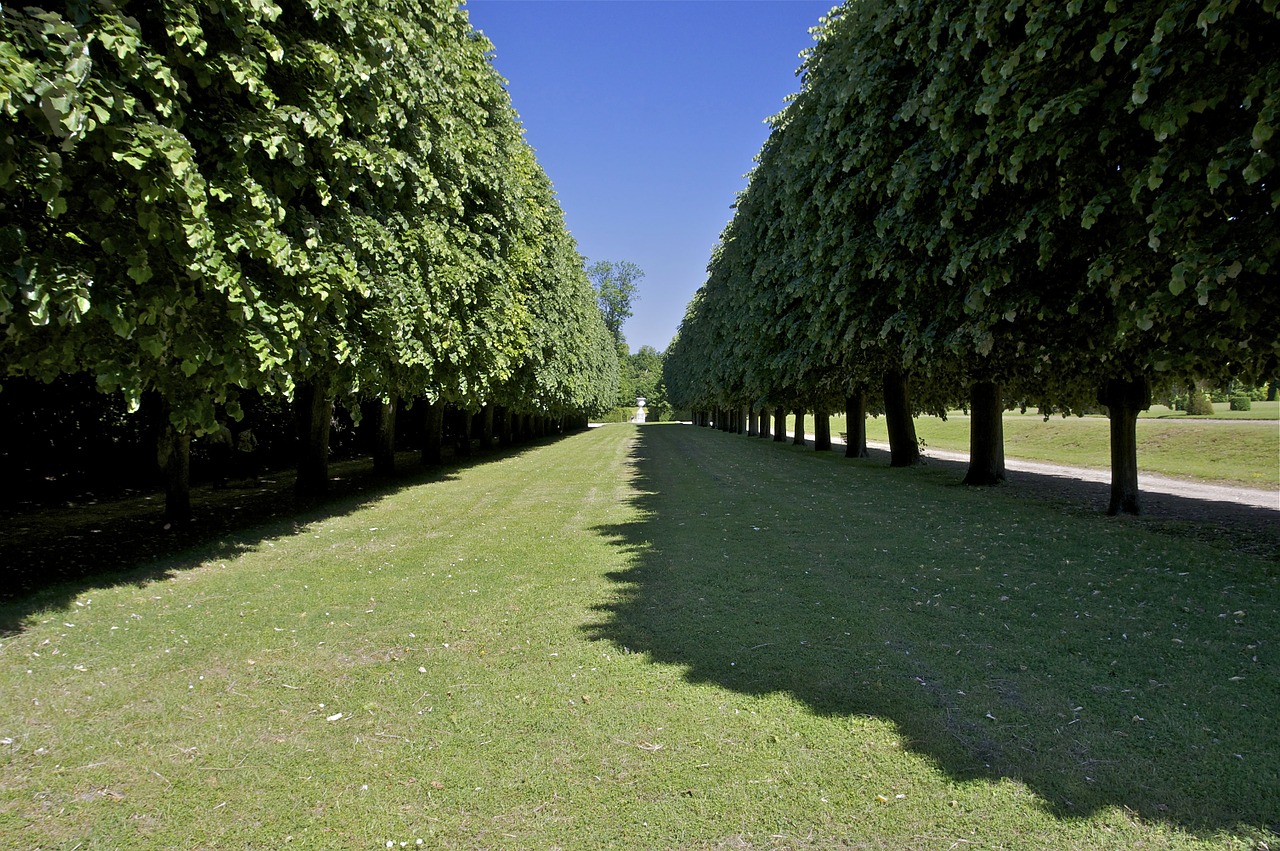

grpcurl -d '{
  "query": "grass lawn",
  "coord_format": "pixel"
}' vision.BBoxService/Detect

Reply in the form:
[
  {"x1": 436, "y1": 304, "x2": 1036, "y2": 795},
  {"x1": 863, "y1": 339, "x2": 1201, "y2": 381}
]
[
  {"x1": 1, "y1": 424, "x2": 1277, "y2": 849},
  {"x1": 803, "y1": 405, "x2": 1279, "y2": 490}
]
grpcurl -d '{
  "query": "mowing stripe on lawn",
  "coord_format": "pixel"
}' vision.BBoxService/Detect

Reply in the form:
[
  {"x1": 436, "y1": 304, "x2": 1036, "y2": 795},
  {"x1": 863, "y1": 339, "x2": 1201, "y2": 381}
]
[{"x1": 1, "y1": 423, "x2": 1275, "y2": 849}]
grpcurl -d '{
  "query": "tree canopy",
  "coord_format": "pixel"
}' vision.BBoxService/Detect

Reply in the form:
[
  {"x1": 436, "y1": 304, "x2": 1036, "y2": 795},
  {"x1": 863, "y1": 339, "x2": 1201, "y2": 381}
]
[
  {"x1": 586, "y1": 259, "x2": 644, "y2": 347},
  {"x1": 1, "y1": 0, "x2": 620, "y2": 518}
]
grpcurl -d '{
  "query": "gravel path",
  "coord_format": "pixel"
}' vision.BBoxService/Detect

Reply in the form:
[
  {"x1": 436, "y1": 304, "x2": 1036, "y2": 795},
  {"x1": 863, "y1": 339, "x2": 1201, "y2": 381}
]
[{"x1": 907, "y1": 444, "x2": 1277, "y2": 510}]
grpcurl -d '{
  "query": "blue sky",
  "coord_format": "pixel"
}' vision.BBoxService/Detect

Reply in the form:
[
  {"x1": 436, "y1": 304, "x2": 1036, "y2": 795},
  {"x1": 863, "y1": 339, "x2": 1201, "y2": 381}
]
[{"x1": 463, "y1": 0, "x2": 834, "y2": 353}]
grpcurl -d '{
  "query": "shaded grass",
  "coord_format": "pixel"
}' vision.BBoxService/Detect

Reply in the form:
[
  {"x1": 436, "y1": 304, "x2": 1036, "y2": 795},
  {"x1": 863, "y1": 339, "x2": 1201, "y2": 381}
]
[
  {"x1": 1, "y1": 423, "x2": 1277, "y2": 849},
  {"x1": 802, "y1": 412, "x2": 1279, "y2": 490},
  {"x1": 0, "y1": 450, "x2": 467, "y2": 612}
]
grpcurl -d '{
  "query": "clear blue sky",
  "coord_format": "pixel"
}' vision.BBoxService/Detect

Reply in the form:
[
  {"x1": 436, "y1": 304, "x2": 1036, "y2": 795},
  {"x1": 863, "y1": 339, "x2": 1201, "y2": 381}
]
[{"x1": 463, "y1": 0, "x2": 834, "y2": 353}]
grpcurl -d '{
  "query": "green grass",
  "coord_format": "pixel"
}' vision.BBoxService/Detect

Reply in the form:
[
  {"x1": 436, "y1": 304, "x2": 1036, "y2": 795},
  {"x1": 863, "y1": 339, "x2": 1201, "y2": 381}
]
[
  {"x1": 2, "y1": 424, "x2": 1277, "y2": 849},
  {"x1": 798, "y1": 408, "x2": 1279, "y2": 490},
  {"x1": 1143, "y1": 401, "x2": 1280, "y2": 420}
]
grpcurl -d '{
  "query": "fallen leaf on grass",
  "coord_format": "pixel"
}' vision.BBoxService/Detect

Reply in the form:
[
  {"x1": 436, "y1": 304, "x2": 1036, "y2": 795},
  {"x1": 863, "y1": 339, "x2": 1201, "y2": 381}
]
[{"x1": 326, "y1": 712, "x2": 343, "y2": 721}]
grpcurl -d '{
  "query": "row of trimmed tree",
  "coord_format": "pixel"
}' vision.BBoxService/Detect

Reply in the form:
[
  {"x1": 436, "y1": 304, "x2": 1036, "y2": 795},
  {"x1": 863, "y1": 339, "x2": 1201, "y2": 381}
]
[
  {"x1": 665, "y1": 0, "x2": 1277, "y2": 514},
  {"x1": 0, "y1": 2, "x2": 619, "y2": 522}
]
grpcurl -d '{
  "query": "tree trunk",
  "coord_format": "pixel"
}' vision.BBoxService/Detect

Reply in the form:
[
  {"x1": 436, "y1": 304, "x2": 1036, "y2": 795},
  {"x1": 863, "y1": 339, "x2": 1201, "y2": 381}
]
[
  {"x1": 373, "y1": 395, "x2": 397, "y2": 476},
  {"x1": 1099, "y1": 377, "x2": 1151, "y2": 516},
  {"x1": 295, "y1": 379, "x2": 333, "y2": 496},
  {"x1": 773, "y1": 406, "x2": 787, "y2": 442},
  {"x1": 738, "y1": 405, "x2": 748, "y2": 435},
  {"x1": 962, "y1": 380, "x2": 1005, "y2": 486},
  {"x1": 455, "y1": 408, "x2": 473, "y2": 457},
  {"x1": 480, "y1": 405, "x2": 495, "y2": 450},
  {"x1": 814, "y1": 408, "x2": 831, "y2": 451},
  {"x1": 883, "y1": 370, "x2": 920, "y2": 467},
  {"x1": 498, "y1": 406, "x2": 514, "y2": 448},
  {"x1": 792, "y1": 407, "x2": 805, "y2": 445},
  {"x1": 154, "y1": 397, "x2": 191, "y2": 526},
  {"x1": 844, "y1": 392, "x2": 869, "y2": 458},
  {"x1": 747, "y1": 408, "x2": 758, "y2": 436},
  {"x1": 421, "y1": 400, "x2": 444, "y2": 466}
]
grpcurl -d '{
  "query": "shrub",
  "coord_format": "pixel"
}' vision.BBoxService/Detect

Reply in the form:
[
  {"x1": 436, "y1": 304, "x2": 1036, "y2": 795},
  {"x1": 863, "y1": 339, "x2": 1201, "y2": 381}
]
[
  {"x1": 1185, "y1": 390, "x2": 1216, "y2": 416},
  {"x1": 599, "y1": 407, "x2": 635, "y2": 423},
  {"x1": 1229, "y1": 394, "x2": 1252, "y2": 411}
]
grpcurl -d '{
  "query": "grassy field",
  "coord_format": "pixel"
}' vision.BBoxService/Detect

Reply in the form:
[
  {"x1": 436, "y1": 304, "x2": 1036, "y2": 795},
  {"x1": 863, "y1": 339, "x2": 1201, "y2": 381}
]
[
  {"x1": 1, "y1": 424, "x2": 1277, "y2": 849},
  {"x1": 797, "y1": 404, "x2": 1279, "y2": 490}
]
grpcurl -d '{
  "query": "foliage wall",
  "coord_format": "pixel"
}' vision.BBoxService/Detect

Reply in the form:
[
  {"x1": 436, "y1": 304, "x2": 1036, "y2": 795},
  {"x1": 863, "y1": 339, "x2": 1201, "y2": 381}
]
[
  {"x1": 0, "y1": 0, "x2": 618, "y2": 439},
  {"x1": 666, "y1": 0, "x2": 1278, "y2": 417}
]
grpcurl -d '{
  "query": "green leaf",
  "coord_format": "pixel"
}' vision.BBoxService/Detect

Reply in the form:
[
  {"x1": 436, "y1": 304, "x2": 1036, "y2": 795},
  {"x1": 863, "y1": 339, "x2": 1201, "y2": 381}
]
[{"x1": 1250, "y1": 118, "x2": 1273, "y2": 150}]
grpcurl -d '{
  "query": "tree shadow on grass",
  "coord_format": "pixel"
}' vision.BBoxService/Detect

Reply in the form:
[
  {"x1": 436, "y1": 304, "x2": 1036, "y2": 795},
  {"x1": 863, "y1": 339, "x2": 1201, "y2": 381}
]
[
  {"x1": 586, "y1": 423, "x2": 1280, "y2": 842},
  {"x1": 0, "y1": 436, "x2": 563, "y2": 634}
]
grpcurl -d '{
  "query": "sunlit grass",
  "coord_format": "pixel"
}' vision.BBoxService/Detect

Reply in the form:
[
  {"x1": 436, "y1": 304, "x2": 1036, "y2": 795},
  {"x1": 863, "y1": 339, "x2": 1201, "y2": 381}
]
[
  {"x1": 1, "y1": 423, "x2": 1276, "y2": 849},
  {"x1": 794, "y1": 409, "x2": 1279, "y2": 489}
]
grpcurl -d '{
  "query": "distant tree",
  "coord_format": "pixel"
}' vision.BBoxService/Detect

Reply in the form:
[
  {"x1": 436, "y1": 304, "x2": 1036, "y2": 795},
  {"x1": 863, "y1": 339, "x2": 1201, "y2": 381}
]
[{"x1": 586, "y1": 260, "x2": 644, "y2": 346}]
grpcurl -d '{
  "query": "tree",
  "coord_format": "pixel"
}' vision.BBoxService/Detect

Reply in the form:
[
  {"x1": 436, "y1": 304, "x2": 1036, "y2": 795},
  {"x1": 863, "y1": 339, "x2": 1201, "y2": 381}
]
[
  {"x1": 0, "y1": 2, "x2": 294, "y2": 523},
  {"x1": 491, "y1": 158, "x2": 620, "y2": 430},
  {"x1": 906, "y1": 0, "x2": 1280, "y2": 510},
  {"x1": 586, "y1": 259, "x2": 644, "y2": 346},
  {"x1": 1, "y1": 0, "x2": 615, "y2": 520},
  {"x1": 671, "y1": 0, "x2": 1277, "y2": 516}
]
